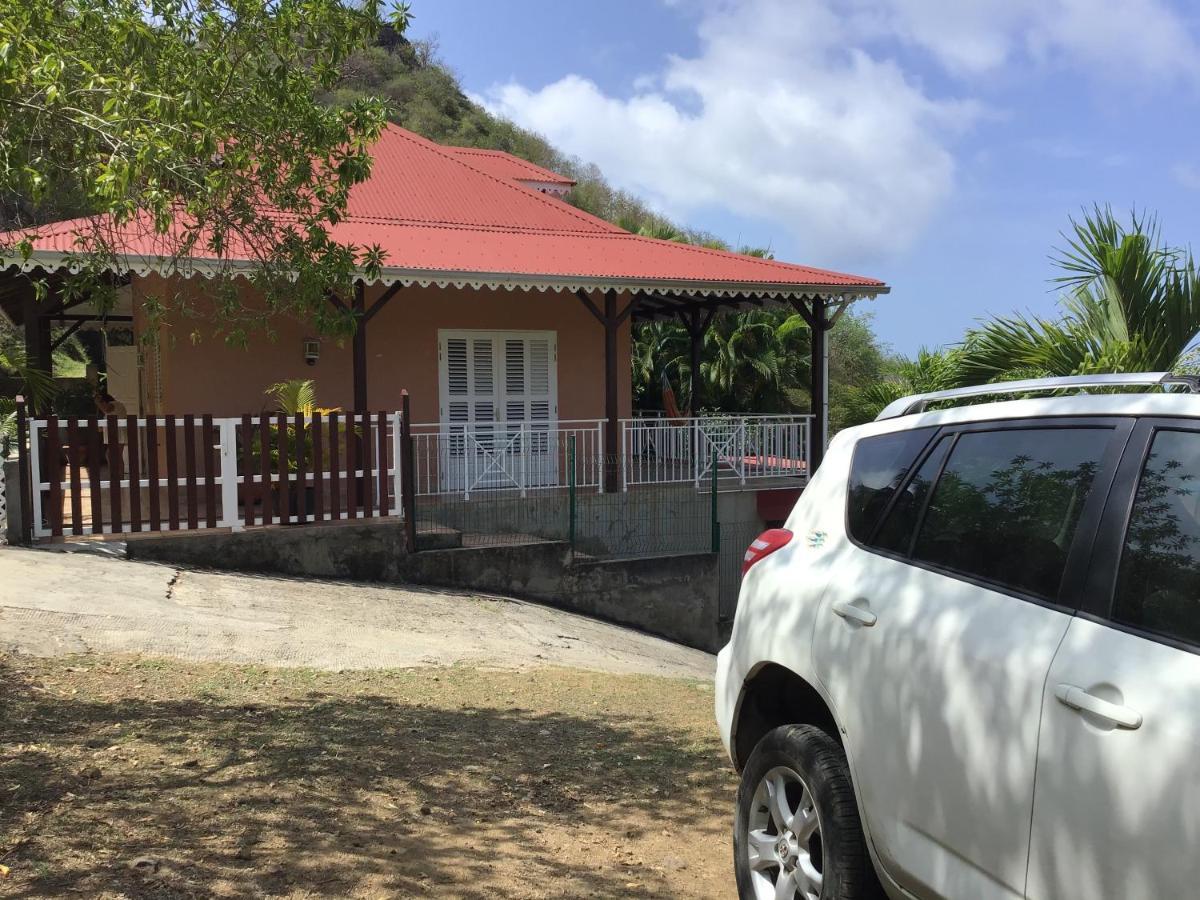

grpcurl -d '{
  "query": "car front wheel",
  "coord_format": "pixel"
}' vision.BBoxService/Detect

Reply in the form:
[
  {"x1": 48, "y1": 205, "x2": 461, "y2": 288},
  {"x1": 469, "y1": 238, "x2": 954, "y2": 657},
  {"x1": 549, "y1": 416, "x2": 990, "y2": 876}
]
[{"x1": 734, "y1": 724, "x2": 882, "y2": 900}]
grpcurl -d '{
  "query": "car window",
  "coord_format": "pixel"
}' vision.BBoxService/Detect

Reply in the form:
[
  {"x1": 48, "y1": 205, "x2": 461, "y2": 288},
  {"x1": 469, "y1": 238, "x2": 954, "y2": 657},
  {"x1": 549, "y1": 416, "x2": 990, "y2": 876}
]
[
  {"x1": 873, "y1": 435, "x2": 953, "y2": 555},
  {"x1": 911, "y1": 427, "x2": 1110, "y2": 600},
  {"x1": 1114, "y1": 429, "x2": 1200, "y2": 646},
  {"x1": 846, "y1": 427, "x2": 936, "y2": 544}
]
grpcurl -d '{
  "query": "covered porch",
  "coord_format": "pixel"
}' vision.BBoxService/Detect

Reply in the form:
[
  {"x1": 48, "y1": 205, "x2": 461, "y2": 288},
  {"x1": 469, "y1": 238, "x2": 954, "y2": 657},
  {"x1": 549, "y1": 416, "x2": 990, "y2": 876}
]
[
  {"x1": 4, "y1": 282, "x2": 882, "y2": 537},
  {"x1": 349, "y1": 280, "x2": 871, "y2": 498},
  {"x1": 4, "y1": 276, "x2": 881, "y2": 502}
]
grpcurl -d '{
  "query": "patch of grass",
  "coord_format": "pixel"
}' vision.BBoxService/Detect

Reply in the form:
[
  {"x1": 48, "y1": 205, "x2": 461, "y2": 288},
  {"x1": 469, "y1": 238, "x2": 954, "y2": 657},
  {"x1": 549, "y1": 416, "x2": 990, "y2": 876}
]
[{"x1": 130, "y1": 658, "x2": 170, "y2": 672}]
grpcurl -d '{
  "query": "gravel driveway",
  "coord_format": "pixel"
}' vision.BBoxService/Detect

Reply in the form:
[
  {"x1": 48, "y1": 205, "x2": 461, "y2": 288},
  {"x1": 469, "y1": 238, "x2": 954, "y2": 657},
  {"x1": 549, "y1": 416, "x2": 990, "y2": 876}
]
[{"x1": 0, "y1": 546, "x2": 714, "y2": 678}]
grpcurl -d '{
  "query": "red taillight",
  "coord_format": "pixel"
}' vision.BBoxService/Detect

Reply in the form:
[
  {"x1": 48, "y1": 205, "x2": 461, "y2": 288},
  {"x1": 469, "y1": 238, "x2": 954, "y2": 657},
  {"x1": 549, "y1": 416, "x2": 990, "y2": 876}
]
[{"x1": 742, "y1": 528, "x2": 794, "y2": 575}]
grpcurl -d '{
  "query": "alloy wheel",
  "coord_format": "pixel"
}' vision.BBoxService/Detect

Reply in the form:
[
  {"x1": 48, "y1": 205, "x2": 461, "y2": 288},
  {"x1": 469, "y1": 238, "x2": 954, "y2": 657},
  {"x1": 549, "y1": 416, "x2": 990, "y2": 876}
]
[{"x1": 745, "y1": 765, "x2": 824, "y2": 900}]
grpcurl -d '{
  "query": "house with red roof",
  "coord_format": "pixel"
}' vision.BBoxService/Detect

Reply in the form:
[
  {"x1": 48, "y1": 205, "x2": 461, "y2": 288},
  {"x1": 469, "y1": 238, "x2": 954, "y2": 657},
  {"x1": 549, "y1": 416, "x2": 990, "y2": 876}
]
[{"x1": 2, "y1": 123, "x2": 887, "y2": 549}]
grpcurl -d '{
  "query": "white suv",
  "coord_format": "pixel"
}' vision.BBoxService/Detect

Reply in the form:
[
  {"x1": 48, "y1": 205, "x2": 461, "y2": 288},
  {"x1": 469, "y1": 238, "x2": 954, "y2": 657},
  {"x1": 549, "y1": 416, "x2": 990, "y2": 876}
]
[{"x1": 715, "y1": 373, "x2": 1200, "y2": 900}]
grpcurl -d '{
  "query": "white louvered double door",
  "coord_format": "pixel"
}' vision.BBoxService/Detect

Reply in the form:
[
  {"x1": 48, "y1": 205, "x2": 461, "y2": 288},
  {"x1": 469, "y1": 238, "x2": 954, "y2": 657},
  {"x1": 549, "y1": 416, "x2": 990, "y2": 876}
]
[{"x1": 437, "y1": 330, "x2": 558, "y2": 492}]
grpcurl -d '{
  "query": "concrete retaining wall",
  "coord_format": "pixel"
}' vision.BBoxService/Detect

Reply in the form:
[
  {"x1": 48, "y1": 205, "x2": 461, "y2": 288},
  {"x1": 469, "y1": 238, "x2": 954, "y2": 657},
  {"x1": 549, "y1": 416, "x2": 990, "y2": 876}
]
[
  {"x1": 562, "y1": 552, "x2": 719, "y2": 651},
  {"x1": 401, "y1": 542, "x2": 719, "y2": 651},
  {"x1": 127, "y1": 521, "x2": 410, "y2": 581},
  {"x1": 126, "y1": 523, "x2": 721, "y2": 651}
]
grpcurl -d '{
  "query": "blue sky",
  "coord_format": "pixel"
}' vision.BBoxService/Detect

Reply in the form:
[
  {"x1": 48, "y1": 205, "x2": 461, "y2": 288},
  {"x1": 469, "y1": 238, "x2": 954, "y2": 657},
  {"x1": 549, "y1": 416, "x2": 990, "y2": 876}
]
[{"x1": 411, "y1": 0, "x2": 1200, "y2": 356}]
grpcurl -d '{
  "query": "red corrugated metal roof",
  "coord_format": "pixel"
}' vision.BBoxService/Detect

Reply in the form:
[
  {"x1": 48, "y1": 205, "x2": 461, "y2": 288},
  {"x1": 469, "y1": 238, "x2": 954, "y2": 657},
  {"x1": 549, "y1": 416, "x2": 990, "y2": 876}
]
[
  {"x1": 1, "y1": 123, "x2": 887, "y2": 296},
  {"x1": 444, "y1": 147, "x2": 575, "y2": 186},
  {"x1": 337, "y1": 126, "x2": 612, "y2": 231}
]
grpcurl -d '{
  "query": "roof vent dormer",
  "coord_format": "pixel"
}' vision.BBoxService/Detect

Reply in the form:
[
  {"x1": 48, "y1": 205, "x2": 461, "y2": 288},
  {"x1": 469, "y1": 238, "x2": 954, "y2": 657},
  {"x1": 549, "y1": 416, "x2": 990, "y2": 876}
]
[{"x1": 445, "y1": 147, "x2": 575, "y2": 198}]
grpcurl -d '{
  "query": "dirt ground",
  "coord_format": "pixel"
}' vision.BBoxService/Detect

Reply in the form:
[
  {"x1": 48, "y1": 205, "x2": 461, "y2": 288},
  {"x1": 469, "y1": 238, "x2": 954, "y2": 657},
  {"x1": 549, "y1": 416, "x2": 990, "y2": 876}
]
[
  {"x1": 0, "y1": 547, "x2": 713, "y2": 680},
  {"x1": 0, "y1": 654, "x2": 738, "y2": 898}
]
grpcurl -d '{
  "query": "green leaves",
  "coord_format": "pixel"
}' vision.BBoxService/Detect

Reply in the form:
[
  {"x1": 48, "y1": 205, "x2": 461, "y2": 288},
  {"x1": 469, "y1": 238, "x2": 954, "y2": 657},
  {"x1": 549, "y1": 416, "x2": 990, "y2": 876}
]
[
  {"x1": 0, "y1": 333, "x2": 59, "y2": 411},
  {"x1": 265, "y1": 378, "x2": 317, "y2": 416},
  {"x1": 0, "y1": 0, "x2": 409, "y2": 338},
  {"x1": 962, "y1": 207, "x2": 1200, "y2": 380},
  {"x1": 633, "y1": 307, "x2": 815, "y2": 415},
  {"x1": 838, "y1": 206, "x2": 1200, "y2": 427},
  {"x1": 837, "y1": 346, "x2": 968, "y2": 426}
]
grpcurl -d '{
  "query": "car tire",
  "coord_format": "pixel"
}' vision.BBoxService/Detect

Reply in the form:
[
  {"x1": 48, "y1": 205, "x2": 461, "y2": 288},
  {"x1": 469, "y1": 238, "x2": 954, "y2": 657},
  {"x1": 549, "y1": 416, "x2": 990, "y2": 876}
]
[{"x1": 734, "y1": 724, "x2": 883, "y2": 900}]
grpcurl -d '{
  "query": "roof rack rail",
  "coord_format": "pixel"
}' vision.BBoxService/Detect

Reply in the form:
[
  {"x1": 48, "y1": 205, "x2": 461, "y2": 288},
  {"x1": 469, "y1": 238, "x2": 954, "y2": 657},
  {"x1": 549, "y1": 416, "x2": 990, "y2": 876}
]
[{"x1": 876, "y1": 372, "x2": 1200, "y2": 420}]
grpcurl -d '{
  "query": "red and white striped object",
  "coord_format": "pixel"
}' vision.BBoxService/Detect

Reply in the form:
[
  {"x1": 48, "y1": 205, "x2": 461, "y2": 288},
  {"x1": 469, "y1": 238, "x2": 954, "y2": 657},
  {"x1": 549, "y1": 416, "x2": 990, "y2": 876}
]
[{"x1": 742, "y1": 528, "x2": 794, "y2": 575}]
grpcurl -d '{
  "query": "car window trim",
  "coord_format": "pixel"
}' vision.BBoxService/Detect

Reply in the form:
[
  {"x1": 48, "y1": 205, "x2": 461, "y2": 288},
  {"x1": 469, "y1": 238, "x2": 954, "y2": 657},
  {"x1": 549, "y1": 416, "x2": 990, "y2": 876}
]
[
  {"x1": 1084, "y1": 417, "x2": 1200, "y2": 653},
  {"x1": 1054, "y1": 417, "x2": 1135, "y2": 611},
  {"x1": 1080, "y1": 420, "x2": 1155, "y2": 621},
  {"x1": 846, "y1": 426, "x2": 938, "y2": 546},
  {"x1": 898, "y1": 433, "x2": 956, "y2": 558},
  {"x1": 849, "y1": 415, "x2": 1133, "y2": 614},
  {"x1": 861, "y1": 431, "x2": 948, "y2": 548}
]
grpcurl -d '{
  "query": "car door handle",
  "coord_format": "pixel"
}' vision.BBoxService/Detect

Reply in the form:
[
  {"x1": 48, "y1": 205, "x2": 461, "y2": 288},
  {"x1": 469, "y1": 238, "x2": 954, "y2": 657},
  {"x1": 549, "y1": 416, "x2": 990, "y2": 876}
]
[
  {"x1": 831, "y1": 598, "x2": 877, "y2": 627},
  {"x1": 1053, "y1": 684, "x2": 1142, "y2": 730}
]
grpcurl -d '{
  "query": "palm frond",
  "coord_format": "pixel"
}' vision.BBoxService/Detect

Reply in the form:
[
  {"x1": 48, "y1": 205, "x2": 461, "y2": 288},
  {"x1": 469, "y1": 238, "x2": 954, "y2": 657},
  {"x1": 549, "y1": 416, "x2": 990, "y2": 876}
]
[
  {"x1": 960, "y1": 207, "x2": 1200, "y2": 381},
  {"x1": 265, "y1": 379, "x2": 317, "y2": 415},
  {"x1": 0, "y1": 350, "x2": 58, "y2": 411}
]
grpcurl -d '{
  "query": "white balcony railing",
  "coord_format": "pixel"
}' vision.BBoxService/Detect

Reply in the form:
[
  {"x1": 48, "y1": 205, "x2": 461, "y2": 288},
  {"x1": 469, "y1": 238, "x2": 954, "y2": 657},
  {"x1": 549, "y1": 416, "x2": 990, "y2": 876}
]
[
  {"x1": 409, "y1": 415, "x2": 810, "y2": 496},
  {"x1": 620, "y1": 414, "x2": 811, "y2": 489},
  {"x1": 409, "y1": 419, "x2": 605, "y2": 498}
]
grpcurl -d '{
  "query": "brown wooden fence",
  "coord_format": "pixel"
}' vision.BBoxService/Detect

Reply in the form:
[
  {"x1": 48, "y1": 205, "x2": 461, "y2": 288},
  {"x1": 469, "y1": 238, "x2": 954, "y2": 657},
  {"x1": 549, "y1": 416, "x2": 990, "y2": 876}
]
[{"x1": 22, "y1": 403, "x2": 416, "y2": 543}]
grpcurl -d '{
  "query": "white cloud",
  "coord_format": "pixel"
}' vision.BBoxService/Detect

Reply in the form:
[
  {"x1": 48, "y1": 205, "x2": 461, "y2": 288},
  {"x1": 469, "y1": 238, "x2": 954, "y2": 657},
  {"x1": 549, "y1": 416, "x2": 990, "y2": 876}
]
[
  {"x1": 1172, "y1": 163, "x2": 1200, "y2": 191},
  {"x1": 856, "y1": 0, "x2": 1200, "y2": 82},
  {"x1": 482, "y1": 0, "x2": 975, "y2": 259},
  {"x1": 478, "y1": 0, "x2": 1198, "y2": 261}
]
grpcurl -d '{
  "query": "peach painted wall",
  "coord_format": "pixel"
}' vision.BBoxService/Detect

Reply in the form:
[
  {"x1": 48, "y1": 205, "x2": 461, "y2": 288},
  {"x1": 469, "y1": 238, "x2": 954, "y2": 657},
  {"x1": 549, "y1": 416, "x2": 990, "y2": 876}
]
[{"x1": 131, "y1": 275, "x2": 632, "y2": 423}]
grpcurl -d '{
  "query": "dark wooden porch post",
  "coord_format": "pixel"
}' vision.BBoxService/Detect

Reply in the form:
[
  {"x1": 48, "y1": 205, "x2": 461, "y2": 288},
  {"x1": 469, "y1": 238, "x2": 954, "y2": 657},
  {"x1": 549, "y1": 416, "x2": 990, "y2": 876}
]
[
  {"x1": 576, "y1": 289, "x2": 636, "y2": 490},
  {"x1": 338, "y1": 280, "x2": 404, "y2": 413},
  {"x1": 788, "y1": 295, "x2": 832, "y2": 473},
  {"x1": 21, "y1": 289, "x2": 52, "y2": 414},
  {"x1": 352, "y1": 281, "x2": 367, "y2": 412},
  {"x1": 690, "y1": 317, "x2": 702, "y2": 412},
  {"x1": 604, "y1": 291, "x2": 619, "y2": 467},
  {"x1": 22, "y1": 290, "x2": 38, "y2": 371},
  {"x1": 679, "y1": 306, "x2": 715, "y2": 415}
]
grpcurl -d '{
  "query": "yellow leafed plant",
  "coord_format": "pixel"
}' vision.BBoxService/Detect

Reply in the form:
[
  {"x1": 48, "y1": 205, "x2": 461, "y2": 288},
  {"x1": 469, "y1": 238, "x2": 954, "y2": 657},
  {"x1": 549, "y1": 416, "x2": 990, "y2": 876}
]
[{"x1": 265, "y1": 379, "x2": 317, "y2": 417}]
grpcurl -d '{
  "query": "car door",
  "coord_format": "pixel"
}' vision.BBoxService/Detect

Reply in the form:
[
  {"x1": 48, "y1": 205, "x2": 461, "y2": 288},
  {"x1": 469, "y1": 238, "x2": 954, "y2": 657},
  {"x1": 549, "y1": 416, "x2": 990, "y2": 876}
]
[
  {"x1": 813, "y1": 419, "x2": 1130, "y2": 900},
  {"x1": 1027, "y1": 420, "x2": 1200, "y2": 900}
]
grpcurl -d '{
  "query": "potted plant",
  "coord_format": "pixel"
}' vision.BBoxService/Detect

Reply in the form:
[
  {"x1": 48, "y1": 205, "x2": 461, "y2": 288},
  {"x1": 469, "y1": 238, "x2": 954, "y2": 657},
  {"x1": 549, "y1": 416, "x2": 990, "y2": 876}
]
[{"x1": 252, "y1": 379, "x2": 346, "y2": 521}]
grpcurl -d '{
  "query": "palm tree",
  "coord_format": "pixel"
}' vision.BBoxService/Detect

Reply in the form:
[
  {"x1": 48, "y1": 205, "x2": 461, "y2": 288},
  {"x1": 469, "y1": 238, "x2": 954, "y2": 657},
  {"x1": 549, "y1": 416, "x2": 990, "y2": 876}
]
[
  {"x1": 699, "y1": 309, "x2": 811, "y2": 412},
  {"x1": 629, "y1": 236, "x2": 816, "y2": 413},
  {"x1": 615, "y1": 215, "x2": 691, "y2": 243},
  {"x1": 265, "y1": 378, "x2": 318, "y2": 415},
  {"x1": 0, "y1": 322, "x2": 61, "y2": 455},
  {"x1": 960, "y1": 207, "x2": 1200, "y2": 381},
  {"x1": 631, "y1": 309, "x2": 811, "y2": 414},
  {"x1": 631, "y1": 320, "x2": 689, "y2": 409},
  {"x1": 838, "y1": 347, "x2": 967, "y2": 425}
]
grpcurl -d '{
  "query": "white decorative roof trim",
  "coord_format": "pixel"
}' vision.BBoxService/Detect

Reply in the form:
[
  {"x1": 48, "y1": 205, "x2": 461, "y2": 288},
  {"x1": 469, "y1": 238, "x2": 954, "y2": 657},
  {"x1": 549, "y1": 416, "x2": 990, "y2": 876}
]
[{"x1": 0, "y1": 249, "x2": 889, "y2": 302}]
